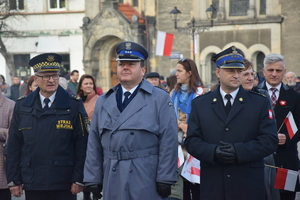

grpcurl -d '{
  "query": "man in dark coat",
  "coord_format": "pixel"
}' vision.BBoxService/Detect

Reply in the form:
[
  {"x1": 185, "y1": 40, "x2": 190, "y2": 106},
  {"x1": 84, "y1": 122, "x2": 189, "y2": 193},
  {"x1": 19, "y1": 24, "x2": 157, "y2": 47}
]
[
  {"x1": 10, "y1": 76, "x2": 20, "y2": 101},
  {"x1": 185, "y1": 46, "x2": 278, "y2": 200},
  {"x1": 258, "y1": 53, "x2": 300, "y2": 200},
  {"x1": 5, "y1": 53, "x2": 88, "y2": 200}
]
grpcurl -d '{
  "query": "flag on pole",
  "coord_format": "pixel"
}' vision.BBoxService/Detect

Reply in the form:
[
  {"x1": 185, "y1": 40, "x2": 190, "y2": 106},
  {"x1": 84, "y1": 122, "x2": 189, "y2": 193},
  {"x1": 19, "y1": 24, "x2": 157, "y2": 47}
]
[
  {"x1": 274, "y1": 167, "x2": 298, "y2": 191},
  {"x1": 178, "y1": 145, "x2": 184, "y2": 168},
  {"x1": 181, "y1": 154, "x2": 200, "y2": 184},
  {"x1": 155, "y1": 31, "x2": 174, "y2": 56},
  {"x1": 283, "y1": 111, "x2": 298, "y2": 139}
]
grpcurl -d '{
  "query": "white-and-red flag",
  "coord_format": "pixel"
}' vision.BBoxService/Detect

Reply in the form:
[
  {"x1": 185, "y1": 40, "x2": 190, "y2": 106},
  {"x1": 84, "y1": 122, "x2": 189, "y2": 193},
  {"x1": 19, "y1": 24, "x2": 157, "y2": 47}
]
[
  {"x1": 181, "y1": 154, "x2": 200, "y2": 184},
  {"x1": 274, "y1": 167, "x2": 298, "y2": 191},
  {"x1": 155, "y1": 31, "x2": 174, "y2": 56},
  {"x1": 284, "y1": 111, "x2": 298, "y2": 139},
  {"x1": 178, "y1": 145, "x2": 184, "y2": 168}
]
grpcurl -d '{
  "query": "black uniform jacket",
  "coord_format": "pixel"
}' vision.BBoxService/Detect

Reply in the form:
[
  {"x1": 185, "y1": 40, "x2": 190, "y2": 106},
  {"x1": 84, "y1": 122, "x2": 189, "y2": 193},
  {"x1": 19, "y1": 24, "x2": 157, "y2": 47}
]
[
  {"x1": 258, "y1": 82, "x2": 300, "y2": 190},
  {"x1": 5, "y1": 86, "x2": 88, "y2": 190},
  {"x1": 185, "y1": 86, "x2": 278, "y2": 200}
]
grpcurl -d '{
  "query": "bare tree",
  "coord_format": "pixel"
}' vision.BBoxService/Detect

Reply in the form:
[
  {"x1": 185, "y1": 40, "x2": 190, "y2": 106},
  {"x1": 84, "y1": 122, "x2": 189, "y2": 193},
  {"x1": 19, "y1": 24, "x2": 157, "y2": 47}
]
[{"x1": 0, "y1": 0, "x2": 25, "y2": 77}]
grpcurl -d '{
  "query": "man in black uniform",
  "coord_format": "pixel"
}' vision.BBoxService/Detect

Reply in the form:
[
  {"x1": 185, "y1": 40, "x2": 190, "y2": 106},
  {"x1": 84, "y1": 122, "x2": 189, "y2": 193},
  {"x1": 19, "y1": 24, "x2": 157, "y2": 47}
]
[
  {"x1": 5, "y1": 53, "x2": 88, "y2": 200},
  {"x1": 185, "y1": 46, "x2": 278, "y2": 200}
]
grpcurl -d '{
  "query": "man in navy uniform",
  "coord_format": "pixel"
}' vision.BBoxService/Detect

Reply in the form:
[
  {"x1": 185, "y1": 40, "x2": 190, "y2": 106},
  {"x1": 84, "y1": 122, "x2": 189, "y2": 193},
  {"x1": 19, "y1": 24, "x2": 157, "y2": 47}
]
[
  {"x1": 185, "y1": 46, "x2": 278, "y2": 200},
  {"x1": 5, "y1": 53, "x2": 88, "y2": 200},
  {"x1": 84, "y1": 41, "x2": 177, "y2": 200},
  {"x1": 258, "y1": 53, "x2": 300, "y2": 200}
]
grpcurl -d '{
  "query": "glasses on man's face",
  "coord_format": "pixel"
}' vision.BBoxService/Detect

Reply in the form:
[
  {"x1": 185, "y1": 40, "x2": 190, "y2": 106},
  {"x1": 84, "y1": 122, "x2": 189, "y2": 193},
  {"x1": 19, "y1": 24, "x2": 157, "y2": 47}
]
[
  {"x1": 242, "y1": 71, "x2": 257, "y2": 78},
  {"x1": 36, "y1": 74, "x2": 60, "y2": 81}
]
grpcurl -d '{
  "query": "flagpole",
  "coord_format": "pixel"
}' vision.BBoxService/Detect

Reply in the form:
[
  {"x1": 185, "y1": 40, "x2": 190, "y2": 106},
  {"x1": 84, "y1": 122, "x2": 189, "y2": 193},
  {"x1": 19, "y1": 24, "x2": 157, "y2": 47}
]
[{"x1": 277, "y1": 122, "x2": 285, "y2": 133}]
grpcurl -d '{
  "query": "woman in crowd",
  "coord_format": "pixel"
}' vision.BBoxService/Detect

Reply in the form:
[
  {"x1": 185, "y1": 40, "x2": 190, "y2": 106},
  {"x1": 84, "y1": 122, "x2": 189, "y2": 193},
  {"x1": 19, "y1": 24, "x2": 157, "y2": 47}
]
[
  {"x1": 166, "y1": 75, "x2": 177, "y2": 93},
  {"x1": 0, "y1": 75, "x2": 10, "y2": 98},
  {"x1": 169, "y1": 58, "x2": 204, "y2": 200},
  {"x1": 77, "y1": 74, "x2": 99, "y2": 200},
  {"x1": 241, "y1": 58, "x2": 279, "y2": 200},
  {"x1": 24, "y1": 75, "x2": 38, "y2": 95}
]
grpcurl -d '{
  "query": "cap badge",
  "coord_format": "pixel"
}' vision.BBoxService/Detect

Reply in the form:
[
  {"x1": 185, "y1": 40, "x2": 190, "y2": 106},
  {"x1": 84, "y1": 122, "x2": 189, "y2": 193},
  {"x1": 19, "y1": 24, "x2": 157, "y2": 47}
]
[
  {"x1": 47, "y1": 55, "x2": 55, "y2": 62},
  {"x1": 232, "y1": 46, "x2": 238, "y2": 54},
  {"x1": 125, "y1": 42, "x2": 131, "y2": 50}
]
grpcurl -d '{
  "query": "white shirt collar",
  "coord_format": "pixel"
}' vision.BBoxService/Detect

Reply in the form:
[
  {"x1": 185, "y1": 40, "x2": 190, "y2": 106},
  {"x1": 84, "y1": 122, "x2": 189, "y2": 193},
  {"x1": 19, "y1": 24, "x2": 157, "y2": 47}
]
[
  {"x1": 266, "y1": 82, "x2": 281, "y2": 91},
  {"x1": 121, "y1": 85, "x2": 138, "y2": 101},
  {"x1": 39, "y1": 92, "x2": 56, "y2": 108},
  {"x1": 219, "y1": 87, "x2": 239, "y2": 105}
]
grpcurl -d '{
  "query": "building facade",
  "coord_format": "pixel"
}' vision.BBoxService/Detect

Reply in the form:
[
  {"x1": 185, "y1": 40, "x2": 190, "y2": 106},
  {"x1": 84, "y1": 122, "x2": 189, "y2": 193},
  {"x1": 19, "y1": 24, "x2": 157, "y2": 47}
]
[{"x1": 0, "y1": 0, "x2": 85, "y2": 84}]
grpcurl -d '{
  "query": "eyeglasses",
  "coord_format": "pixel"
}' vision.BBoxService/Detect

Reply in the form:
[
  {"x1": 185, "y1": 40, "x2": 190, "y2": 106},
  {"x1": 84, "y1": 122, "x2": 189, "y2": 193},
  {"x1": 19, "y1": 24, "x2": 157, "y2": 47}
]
[
  {"x1": 36, "y1": 74, "x2": 60, "y2": 81},
  {"x1": 242, "y1": 71, "x2": 257, "y2": 78}
]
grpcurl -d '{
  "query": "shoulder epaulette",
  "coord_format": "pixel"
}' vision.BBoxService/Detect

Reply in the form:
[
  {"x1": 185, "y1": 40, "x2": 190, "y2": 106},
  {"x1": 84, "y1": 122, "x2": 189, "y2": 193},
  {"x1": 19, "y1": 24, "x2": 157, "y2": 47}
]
[
  {"x1": 249, "y1": 90, "x2": 266, "y2": 97},
  {"x1": 71, "y1": 95, "x2": 81, "y2": 100},
  {"x1": 17, "y1": 96, "x2": 27, "y2": 101}
]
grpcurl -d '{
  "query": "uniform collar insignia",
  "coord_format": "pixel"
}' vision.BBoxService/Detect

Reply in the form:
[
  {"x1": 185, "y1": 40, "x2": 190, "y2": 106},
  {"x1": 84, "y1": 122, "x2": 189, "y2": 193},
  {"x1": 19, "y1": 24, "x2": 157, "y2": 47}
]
[
  {"x1": 213, "y1": 98, "x2": 217, "y2": 102},
  {"x1": 239, "y1": 97, "x2": 243, "y2": 101}
]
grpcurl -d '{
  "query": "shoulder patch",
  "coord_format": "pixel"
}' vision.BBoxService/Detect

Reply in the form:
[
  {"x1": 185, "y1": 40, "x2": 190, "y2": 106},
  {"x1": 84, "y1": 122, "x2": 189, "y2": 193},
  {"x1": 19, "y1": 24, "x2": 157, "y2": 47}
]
[
  {"x1": 17, "y1": 96, "x2": 27, "y2": 100},
  {"x1": 71, "y1": 95, "x2": 81, "y2": 100},
  {"x1": 249, "y1": 90, "x2": 266, "y2": 97}
]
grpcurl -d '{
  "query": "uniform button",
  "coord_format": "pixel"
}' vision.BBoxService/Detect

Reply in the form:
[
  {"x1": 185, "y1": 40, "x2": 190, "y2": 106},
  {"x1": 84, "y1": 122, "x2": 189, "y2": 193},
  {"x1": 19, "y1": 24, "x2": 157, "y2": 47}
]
[
  {"x1": 130, "y1": 169, "x2": 133, "y2": 173},
  {"x1": 227, "y1": 175, "x2": 230, "y2": 178},
  {"x1": 130, "y1": 132, "x2": 134, "y2": 135},
  {"x1": 113, "y1": 131, "x2": 116, "y2": 134},
  {"x1": 225, "y1": 128, "x2": 229, "y2": 131},
  {"x1": 130, "y1": 149, "x2": 133, "y2": 152},
  {"x1": 112, "y1": 168, "x2": 116, "y2": 172}
]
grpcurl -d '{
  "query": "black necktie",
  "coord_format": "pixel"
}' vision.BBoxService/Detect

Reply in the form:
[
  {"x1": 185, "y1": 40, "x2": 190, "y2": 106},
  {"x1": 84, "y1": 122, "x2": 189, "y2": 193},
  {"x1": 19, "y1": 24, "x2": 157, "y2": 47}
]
[
  {"x1": 225, "y1": 94, "x2": 232, "y2": 115},
  {"x1": 44, "y1": 98, "x2": 50, "y2": 110},
  {"x1": 122, "y1": 91, "x2": 131, "y2": 110}
]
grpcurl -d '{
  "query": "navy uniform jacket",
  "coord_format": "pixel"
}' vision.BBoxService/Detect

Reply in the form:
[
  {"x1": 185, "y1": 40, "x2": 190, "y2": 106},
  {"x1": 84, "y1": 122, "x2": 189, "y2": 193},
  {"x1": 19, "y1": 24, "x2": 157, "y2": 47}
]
[
  {"x1": 258, "y1": 82, "x2": 300, "y2": 190},
  {"x1": 5, "y1": 86, "x2": 88, "y2": 190},
  {"x1": 185, "y1": 86, "x2": 278, "y2": 200}
]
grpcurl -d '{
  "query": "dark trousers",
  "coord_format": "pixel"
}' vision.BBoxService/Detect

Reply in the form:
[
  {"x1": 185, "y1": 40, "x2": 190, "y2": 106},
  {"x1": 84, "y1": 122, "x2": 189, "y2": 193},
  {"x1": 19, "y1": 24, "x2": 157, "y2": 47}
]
[
  {"x1": 25, "y1": 190, "x2": 74, "y2": 200},
  {"x1": 0, "y1": 189, "x2": 11, "y2": 200},
  {"x1": 183, "y1": 181, "x2": 200, "y2": 200},
  {"x1": 280, "y1": 191, "x2": 296, "y2": 200}
]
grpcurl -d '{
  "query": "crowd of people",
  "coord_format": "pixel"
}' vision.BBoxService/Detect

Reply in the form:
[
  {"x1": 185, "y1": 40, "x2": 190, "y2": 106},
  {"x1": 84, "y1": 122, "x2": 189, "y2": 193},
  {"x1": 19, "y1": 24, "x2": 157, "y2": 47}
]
[{"x1": 0, "y1": 41, "x2": 300, "y2": 200}]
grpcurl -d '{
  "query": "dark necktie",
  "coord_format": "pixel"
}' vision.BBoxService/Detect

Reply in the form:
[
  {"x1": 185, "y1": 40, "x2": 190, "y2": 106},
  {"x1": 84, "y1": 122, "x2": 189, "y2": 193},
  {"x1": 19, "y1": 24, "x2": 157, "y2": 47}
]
[
  {"x1": 225, "y1": 94, "x2": 232, "y2": 115},
  {"x1": 270, "y1": 88, "x2": 278, "y2": 108},
  {"x1": 44, "y1": 98, "x2": 50, "y2": 110},
  {"x1": 122, "y1": 91, "x2": 131, "y2": 110}
]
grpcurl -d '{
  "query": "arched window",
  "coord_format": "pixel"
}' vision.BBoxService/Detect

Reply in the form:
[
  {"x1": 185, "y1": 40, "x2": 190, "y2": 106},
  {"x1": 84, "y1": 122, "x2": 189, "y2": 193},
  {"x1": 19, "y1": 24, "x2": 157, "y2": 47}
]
[
  {"x1": 229, "y1": 0, "x2": 249, "y2": 16},
  {"x1": 256, "y1": 52, "x2": 265, "y2": 77}
]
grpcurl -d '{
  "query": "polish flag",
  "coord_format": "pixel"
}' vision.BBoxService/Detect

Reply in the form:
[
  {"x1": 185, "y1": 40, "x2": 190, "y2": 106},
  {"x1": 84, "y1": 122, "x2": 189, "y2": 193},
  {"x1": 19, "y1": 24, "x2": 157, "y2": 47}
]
[
  {"x1": 181, "y1": 154, "x2": 201, "y2": 184},
  {"x1": 274, "y1": 167, "x2": 298, "y2": 191},
  {"x1": 284, "y1": 111, "x2": 298, "y2": 139},
  {"x1": 178, "y1": 145, "x2": 184, "y2": 168},
  {"x1": 155, "y1": 31, "x2": 174, "y2": 56}
]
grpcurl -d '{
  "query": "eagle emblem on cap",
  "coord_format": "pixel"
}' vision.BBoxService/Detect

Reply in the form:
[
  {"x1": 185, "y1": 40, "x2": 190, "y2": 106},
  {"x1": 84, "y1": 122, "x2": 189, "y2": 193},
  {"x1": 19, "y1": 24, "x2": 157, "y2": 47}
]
[
  {"x1": 125, "y1": 42, "x2": 131, "y2": 50},
  {"x1": 232, "y1": 46, "x2": 238, "y2": 54},
  {"x1": 47, "y1": 55, "x2": 55, "y2": 62}
]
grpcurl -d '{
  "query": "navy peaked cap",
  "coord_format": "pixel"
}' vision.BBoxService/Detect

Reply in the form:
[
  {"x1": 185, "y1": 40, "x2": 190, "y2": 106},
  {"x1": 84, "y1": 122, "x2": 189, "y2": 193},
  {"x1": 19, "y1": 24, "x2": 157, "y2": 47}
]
[
  {"x1": 116, "y1": 41, "x2": 148, "y2": 61},
  {"x1": 211, "y1": 46, "x2": 245, "y2": 68}
]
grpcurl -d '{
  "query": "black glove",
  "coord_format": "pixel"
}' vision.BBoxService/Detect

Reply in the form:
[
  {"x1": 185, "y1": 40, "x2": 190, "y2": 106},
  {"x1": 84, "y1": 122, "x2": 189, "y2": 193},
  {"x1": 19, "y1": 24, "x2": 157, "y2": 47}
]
[
  {"x1": 156, "y1": 182, "x2": 171, "y2": 198},
  {"x1": 219, "y1": 141, "x2": 236, "y2": 155},
  {"x1": 84, "y1": 184, "x2": 102, "y2": 199},
  {"x1": 214, "y1": 144, "x2": 235, "y2": 165}
]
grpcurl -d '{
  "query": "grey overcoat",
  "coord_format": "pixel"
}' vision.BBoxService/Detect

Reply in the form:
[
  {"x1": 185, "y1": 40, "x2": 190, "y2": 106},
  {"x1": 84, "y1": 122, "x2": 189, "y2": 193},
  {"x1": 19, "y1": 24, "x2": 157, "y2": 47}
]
[{"x1": 84, "y1": 80, "x2": 178, "y2": 200}]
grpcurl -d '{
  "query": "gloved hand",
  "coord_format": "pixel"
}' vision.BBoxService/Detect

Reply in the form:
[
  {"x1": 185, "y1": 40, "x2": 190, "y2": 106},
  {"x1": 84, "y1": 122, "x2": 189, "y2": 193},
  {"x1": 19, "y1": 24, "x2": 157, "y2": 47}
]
[
  {"x1": 156, "y1": 182, "x2": 171, "y2": 198},
  {"x1": 84, "y1": 184, "x2": 102, "y2": 199},
  {"x1": 214, "y1": 144, "x2": 235, "y2": 165},
  {"x1": 219, "y1": 141, "x2": 236, "y2": 155}
]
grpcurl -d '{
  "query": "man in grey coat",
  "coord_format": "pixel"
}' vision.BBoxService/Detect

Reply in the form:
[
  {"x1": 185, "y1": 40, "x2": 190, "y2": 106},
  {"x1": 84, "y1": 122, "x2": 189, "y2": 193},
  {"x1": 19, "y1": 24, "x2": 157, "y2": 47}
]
[{"x1": 84, "y1": 41, "x2": 178, "y2": 200}]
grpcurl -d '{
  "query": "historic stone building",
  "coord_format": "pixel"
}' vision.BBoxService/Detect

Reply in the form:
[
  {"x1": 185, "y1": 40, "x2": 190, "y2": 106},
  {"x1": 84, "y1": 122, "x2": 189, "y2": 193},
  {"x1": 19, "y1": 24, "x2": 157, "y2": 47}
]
[{"x1": 83, "y1": 0, "x2": 300, "y2": 90}]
